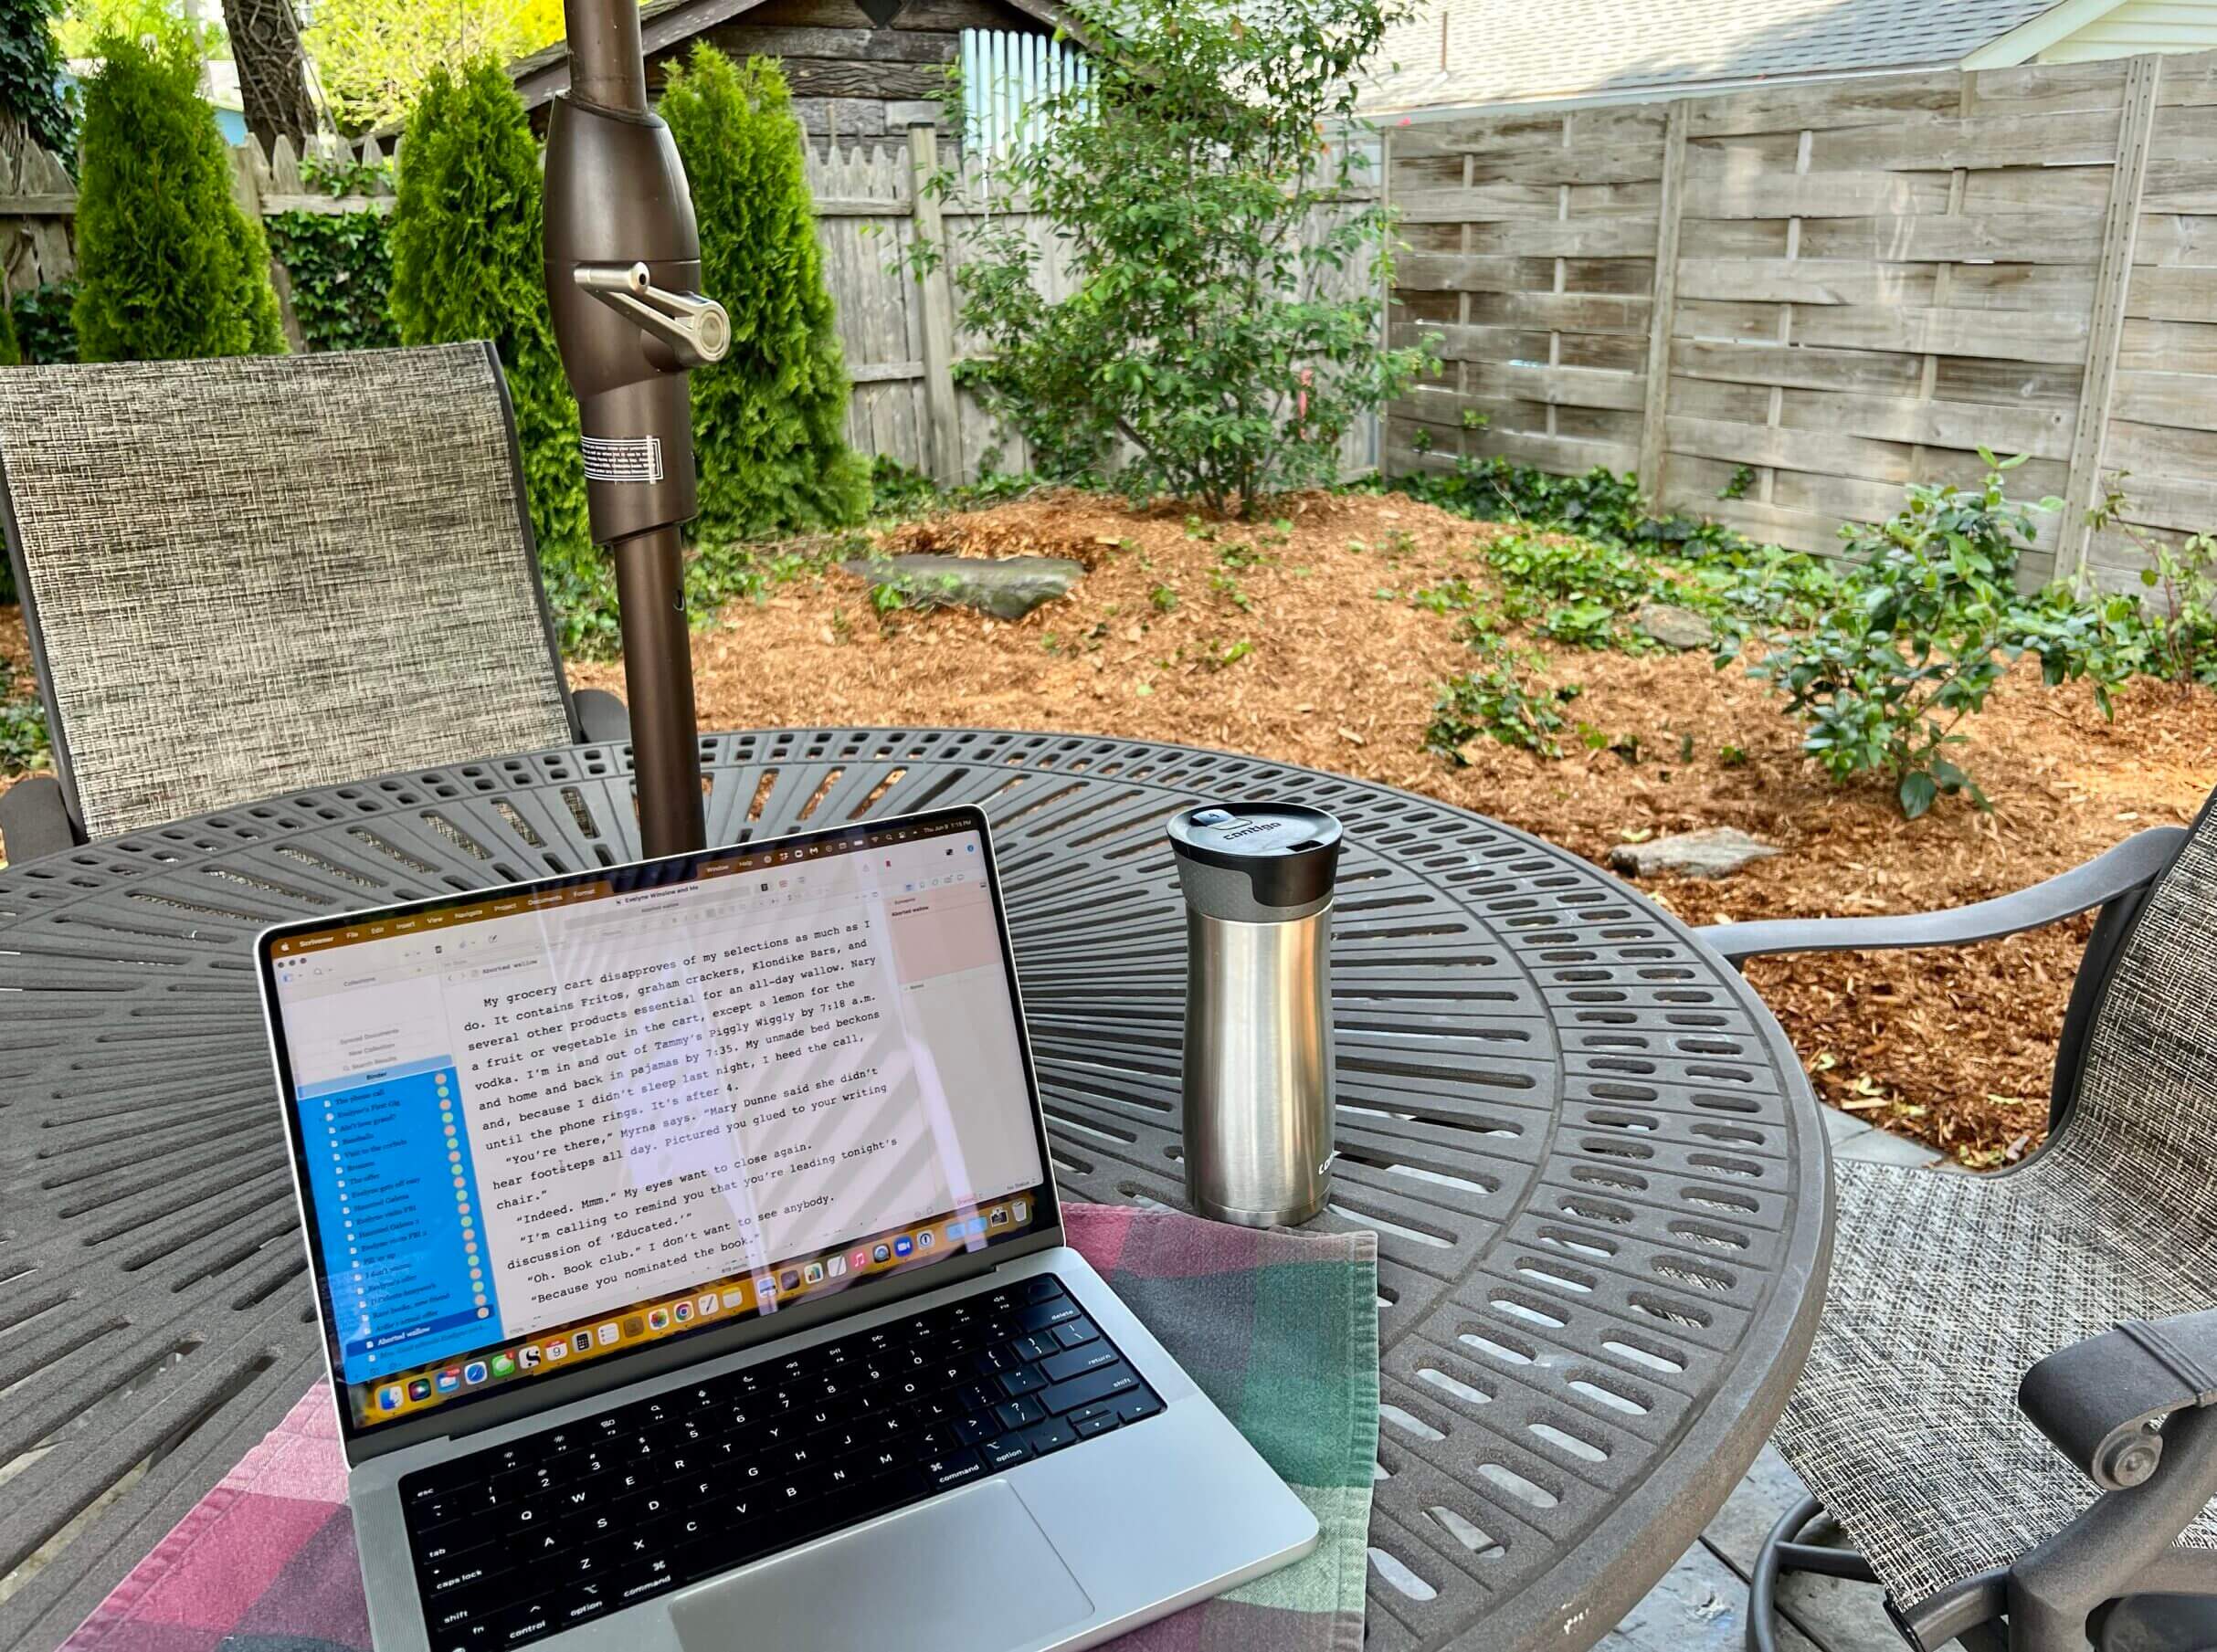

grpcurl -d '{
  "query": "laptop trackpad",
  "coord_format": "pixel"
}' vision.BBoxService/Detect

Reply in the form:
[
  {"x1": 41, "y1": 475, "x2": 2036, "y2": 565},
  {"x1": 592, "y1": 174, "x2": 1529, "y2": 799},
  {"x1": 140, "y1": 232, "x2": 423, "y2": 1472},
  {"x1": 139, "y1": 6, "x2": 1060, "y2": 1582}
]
[{"x1": 669, "y1": 1481, "x2": 1093, "y2": 1652}]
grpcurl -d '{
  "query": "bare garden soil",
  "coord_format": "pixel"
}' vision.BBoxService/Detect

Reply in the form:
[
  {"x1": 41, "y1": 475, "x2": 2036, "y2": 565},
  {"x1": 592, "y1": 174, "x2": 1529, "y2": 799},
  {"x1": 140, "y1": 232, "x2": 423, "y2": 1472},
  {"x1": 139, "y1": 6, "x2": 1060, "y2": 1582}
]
[{"x1": 570, "y1": 489, "x2": 2217, "y2": 1168}]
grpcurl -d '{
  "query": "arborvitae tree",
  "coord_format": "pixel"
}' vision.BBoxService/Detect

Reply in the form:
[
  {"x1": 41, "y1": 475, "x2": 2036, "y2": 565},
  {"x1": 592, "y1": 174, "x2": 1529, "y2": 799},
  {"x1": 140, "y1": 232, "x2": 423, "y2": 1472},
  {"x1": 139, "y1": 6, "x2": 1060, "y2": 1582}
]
[
  {"x1": 660, "y1": 47, "x2": 868, "y2": 542},
  {"x1": 388, "y1": 57, "x2": 604, "y2": 651},
  {"x1": 73, "y1": 28, "x2": 286, "y2": 362}
]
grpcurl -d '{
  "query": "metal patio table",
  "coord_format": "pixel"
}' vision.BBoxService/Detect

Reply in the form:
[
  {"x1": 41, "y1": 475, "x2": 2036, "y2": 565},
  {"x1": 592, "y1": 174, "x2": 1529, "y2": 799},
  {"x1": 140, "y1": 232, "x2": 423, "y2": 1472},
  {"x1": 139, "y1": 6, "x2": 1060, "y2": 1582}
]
[{"x1": 0, "y1": 726, "x2": 1830, "y2": 1652}]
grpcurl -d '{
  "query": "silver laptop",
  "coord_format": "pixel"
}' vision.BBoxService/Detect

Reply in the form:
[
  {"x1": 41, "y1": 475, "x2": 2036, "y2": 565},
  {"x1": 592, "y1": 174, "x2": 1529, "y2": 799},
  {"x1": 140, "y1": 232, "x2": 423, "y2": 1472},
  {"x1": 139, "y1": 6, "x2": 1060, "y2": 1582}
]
[{"x1": 258, "y1": 804, "x2": 1316, "y2": 1652}]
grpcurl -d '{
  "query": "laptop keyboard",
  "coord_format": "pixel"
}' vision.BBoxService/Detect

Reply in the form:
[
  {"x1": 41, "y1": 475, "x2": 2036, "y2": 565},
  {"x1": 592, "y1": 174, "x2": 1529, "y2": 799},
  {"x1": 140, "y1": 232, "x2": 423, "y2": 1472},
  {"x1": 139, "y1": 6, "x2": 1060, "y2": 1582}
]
[{"x1": 399, "y1": 1274, "x2": 1164, "y2": 1649}]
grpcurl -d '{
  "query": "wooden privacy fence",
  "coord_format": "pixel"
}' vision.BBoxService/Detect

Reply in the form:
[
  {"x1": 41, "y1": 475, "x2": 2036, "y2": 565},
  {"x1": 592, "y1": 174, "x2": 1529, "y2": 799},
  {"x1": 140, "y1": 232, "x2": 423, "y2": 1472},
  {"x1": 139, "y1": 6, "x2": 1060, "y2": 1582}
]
[
  {"x1": 0, "y1": 124, "x2": 1380, "y2": 488},
  {"x1": 1385, "y1": 47, "x2": 2217, "y2": 590},
  {"x1": 807, "y1": 130, "x2": 1382, "y2": 486}
]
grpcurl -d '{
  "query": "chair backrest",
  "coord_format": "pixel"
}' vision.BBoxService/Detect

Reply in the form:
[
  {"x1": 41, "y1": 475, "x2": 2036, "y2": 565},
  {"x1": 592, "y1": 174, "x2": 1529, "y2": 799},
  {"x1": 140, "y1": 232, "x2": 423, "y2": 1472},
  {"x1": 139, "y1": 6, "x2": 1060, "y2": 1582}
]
[
  {"x1": 0, "y1": 342, "x2": 581, "y2": 842},
  {"x1": 2054, "y1": 787, "x2": 2217, "y2": 1215}
]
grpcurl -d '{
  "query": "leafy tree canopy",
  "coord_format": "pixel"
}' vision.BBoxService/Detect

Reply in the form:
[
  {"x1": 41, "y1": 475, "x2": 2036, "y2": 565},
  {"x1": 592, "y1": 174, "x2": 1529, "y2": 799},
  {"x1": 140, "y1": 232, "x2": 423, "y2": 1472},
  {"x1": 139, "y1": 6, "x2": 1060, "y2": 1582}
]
[{"x1": 951, "y1": 0, "x2": 1430, "y2": 516}]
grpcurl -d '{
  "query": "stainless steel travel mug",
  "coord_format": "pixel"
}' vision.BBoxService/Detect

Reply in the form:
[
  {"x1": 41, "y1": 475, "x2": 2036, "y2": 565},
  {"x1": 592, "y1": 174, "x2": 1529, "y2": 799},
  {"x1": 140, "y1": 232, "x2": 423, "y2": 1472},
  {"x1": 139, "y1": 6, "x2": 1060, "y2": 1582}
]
[{"x1": 1168, "y1": 803, "x2": 1344, "y2": 1228}]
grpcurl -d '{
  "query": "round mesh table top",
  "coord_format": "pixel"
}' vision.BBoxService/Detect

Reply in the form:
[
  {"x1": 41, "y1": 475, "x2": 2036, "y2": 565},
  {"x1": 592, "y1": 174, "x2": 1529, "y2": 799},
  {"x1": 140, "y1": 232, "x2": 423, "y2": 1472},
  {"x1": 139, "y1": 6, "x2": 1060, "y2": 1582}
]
[{"x1": 0, "y1": 727, "x2": 1829, "y2": 1652}]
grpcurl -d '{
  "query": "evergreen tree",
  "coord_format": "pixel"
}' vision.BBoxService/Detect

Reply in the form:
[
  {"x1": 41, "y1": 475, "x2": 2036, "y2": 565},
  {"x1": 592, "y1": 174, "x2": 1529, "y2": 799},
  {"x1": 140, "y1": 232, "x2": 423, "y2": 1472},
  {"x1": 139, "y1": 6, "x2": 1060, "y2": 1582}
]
[
  {"x1": 660, "y1": 47, "x2": 867, "y2": 542},
  {"x1": 73, "y1": 27, "x2": 286, "y2": 362},
  {"x1": 388, "y1": 57, "x2": 604, "y2": 652}
]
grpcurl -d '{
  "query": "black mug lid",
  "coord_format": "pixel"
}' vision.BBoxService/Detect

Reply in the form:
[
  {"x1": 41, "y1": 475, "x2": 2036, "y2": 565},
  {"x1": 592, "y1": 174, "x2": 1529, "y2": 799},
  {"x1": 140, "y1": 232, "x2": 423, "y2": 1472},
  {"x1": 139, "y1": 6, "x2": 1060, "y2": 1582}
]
[{"x1": 1167, "y1": 802, "x2": 1342, "y2": 910}]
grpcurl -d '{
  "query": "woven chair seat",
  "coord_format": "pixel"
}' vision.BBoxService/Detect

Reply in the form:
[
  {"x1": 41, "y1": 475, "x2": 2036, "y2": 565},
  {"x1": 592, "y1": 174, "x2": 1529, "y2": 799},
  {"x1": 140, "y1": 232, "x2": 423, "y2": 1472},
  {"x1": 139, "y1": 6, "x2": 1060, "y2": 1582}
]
[{"x1": 1775, "y1": 800, "x2": 2217, "y2": 1615}]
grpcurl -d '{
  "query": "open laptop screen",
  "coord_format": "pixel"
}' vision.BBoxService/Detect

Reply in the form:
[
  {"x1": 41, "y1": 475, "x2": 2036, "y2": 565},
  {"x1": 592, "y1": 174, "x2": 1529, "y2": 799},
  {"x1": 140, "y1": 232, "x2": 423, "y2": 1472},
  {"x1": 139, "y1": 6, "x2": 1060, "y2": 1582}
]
[{"x1": 261, "y1": 809, "x2": 1051, "y2": 1436}]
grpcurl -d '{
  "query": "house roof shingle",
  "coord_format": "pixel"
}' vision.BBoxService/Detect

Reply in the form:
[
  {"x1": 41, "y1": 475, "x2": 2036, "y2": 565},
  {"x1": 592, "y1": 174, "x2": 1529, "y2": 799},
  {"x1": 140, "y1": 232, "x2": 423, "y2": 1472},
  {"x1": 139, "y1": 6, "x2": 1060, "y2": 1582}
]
[{"x1": 1360, "y1": 0, "x2": 2066, "y2": 114}]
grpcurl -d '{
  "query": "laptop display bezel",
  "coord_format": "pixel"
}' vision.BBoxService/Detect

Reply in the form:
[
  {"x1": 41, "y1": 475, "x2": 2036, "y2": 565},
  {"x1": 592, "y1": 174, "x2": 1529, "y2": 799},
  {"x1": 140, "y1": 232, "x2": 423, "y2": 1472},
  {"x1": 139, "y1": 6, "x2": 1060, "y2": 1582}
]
[{"x1": 256, "y1": 804, "x2": 1068, "y2": 1464}]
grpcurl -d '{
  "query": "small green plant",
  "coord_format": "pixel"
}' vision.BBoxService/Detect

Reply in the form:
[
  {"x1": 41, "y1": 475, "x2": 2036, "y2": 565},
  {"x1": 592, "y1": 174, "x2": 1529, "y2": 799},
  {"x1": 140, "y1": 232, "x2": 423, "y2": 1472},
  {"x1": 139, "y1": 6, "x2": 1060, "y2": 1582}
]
[
  {"x1": 1426, "y1": 637, "x2": 1576, "y2": 761},
  {"x1": 1149, "y1": 584, "x2": 1179, "y2": 613},
  {"x1": 2084, "y1": 478, "x2": 2217, "y2": 687},
  {"x1": 1718, "y1": 464, "x2": 1758, "y2": 502},
  {"x1": 1208, "y1": 568, "x2": 1254, "y2": 614},
  {"x1": 1734, "y1": 455, "x2": 2109, "y2": 818},
  {"x1": 1460, "y1": 408, "x2": 1488, "y2": 433},
  {"x1": 74, "y1": 26, "x2": 287, "y2": 362}
]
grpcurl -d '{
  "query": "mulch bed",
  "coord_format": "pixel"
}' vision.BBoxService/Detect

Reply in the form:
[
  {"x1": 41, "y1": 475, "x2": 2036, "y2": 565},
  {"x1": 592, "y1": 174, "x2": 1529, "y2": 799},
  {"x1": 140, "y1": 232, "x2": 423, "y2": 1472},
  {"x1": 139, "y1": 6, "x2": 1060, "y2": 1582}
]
[{"x1": 572, "y1": 488, "x2": 2217, "y2": 1166}]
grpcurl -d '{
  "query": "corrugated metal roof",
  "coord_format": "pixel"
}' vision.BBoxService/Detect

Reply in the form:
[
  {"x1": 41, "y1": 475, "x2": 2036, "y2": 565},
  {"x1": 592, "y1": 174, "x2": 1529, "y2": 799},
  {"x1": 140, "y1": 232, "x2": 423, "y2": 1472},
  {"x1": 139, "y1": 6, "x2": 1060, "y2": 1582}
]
[{"x1": 1360, "y1": 0, "x2": 2068, "y2": 113}]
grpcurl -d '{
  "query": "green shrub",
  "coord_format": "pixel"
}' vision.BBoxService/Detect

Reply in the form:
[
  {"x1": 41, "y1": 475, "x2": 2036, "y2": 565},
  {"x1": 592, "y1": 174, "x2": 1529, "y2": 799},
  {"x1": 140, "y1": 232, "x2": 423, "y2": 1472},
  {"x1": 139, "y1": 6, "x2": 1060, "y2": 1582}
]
[
  {"x1": 73, "y1": 28, "x2": 286, "y2": 362},
  {"x1": 660, "y1": 47, "x2": 868, "y2": 545},
  {"x1": 388, "y1": 57, "x2": 603, "y2": 653},
  {"x1": 11, "y1": 278, "x2": 77, "y2": 363},
  {"x1": 263, "y1": 156, "x2": 396, "y2": 354},
  {"x1": 0, "y1": 294, "x2": 16, "y2": 366},
  {"x1": 950, "y1": 0, "x2": 1429, "y2": 516},
  {"x1": 1731, "y1": 455, "x2": 2123, "y2": 818},
  {"x1": 1426, "y1": 635, "x2": 1578, "y2": 762},
  {"x1": 0, "y1": 0, "x2": 75, "y2": 158}
]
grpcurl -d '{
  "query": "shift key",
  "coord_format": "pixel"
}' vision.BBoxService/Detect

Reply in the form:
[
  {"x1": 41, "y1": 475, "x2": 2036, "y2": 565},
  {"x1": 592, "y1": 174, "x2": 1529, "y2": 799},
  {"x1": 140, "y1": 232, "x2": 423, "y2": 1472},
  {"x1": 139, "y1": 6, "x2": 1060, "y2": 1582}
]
[{"x1": 1040, "y1": 1362, "x2": 1142, "y2": 1415}]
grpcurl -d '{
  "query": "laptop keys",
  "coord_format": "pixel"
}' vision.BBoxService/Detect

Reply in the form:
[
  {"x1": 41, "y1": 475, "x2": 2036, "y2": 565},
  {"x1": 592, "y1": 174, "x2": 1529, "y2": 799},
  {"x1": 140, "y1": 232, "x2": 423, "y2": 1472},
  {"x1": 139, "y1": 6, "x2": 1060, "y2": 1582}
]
[{"x1": 399, "y1": 1275, "x2": 1162, "y2": 1651}]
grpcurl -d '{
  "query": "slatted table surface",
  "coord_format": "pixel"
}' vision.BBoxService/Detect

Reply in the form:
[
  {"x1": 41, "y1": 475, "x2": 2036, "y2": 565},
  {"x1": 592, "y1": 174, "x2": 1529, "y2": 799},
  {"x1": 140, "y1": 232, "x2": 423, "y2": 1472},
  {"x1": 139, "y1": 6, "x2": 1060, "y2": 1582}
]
[{"x1": 0, "y1": 728, "x2": 1829, "y2": 1652}]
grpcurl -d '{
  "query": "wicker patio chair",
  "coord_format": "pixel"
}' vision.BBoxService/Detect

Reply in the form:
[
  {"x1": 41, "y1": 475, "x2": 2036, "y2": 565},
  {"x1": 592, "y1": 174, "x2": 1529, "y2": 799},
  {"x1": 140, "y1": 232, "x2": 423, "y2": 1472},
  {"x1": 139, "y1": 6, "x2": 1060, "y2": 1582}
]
[
  {"x1": 1698, "y1": 804, "x2": 2217, "y2": 1652},
  {"x1": 0, "y1": 342, "x2": 628, "y2": 860}
]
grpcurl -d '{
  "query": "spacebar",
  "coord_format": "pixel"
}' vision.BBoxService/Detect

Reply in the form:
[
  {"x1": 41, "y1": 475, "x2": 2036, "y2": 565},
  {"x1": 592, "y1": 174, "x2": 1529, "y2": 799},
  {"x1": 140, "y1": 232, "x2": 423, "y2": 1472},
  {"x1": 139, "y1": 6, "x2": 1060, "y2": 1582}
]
[{"x1": 1039, "y1": 1362, "x2": 1141, "y2": 1415}]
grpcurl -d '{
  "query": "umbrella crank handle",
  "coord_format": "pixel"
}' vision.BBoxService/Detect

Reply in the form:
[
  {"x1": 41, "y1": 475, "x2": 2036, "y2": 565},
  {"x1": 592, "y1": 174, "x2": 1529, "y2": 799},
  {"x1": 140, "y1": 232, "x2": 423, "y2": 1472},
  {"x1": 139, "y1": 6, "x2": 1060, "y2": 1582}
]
[{"x1": 573, "y1": 261, "x2": 731, "y2": 372}]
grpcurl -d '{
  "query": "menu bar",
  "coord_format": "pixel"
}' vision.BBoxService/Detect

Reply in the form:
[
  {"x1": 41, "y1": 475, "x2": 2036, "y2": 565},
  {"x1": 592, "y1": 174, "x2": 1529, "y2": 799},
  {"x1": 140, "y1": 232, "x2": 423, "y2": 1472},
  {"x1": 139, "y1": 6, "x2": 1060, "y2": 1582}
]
[{"x1": 271, "y1": 815, "x2": 976, "y2": 957}]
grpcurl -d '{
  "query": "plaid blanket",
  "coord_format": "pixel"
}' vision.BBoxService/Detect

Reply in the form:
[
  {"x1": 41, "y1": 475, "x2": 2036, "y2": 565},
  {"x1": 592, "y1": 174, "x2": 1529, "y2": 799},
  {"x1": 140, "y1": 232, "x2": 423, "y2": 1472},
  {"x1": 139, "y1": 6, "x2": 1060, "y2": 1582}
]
[{"x1": 63, "y1": 1204, "x2": 1378, "y2": 1652}]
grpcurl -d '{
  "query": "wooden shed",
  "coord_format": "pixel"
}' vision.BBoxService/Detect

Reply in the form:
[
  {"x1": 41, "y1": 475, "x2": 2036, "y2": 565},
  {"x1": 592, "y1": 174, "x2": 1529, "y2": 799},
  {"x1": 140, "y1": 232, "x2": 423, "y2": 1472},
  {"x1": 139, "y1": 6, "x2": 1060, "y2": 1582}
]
[{"x1": 510, "y1": 0, "x2": 1076, "y2": 145}]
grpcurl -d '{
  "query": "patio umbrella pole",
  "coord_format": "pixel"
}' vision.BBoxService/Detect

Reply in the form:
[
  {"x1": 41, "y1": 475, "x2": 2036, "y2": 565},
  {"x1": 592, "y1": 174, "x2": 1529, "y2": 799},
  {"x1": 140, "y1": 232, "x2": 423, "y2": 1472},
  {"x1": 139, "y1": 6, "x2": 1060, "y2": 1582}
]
[{"x1": 544, "y1": 0, "x2": 730, "y2": 858}]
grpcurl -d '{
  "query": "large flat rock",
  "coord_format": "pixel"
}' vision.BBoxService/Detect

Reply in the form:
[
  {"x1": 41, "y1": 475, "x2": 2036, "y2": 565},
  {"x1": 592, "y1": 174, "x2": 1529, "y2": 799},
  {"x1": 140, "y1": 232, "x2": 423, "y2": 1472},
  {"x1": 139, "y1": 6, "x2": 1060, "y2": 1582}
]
[
  {"x1": 1610, "y1": 826, "x2": 1781, "y2": 880},
  {"x1": 843, "y1": 553, "x2": 1083, "y2": 621}
]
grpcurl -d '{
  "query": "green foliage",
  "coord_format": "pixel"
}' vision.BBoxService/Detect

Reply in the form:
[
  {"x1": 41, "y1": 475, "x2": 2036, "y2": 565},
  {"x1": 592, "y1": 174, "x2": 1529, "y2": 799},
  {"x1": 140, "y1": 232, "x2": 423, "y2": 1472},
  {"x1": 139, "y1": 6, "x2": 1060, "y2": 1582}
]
[
  {"x1": 1395, "y1": 458, "x2": 1649, "y2": 543},
  {"x1": 72, "y1": 28, "x2": 286, "y2": 363},
  {"x1": 0, "y1": 656, "x2": 47, "y2": 775},
  {"x1": 1718, "y1": 464, "x2": 1756, "y2": 502},
  {"x1": 949, "y1": 0, "x2": 1428, "y2": 516},
  {"x1": 389, "y1": 56, "x2": 601, "y2": 652},
  {"x1": 2083, "y1": 479, "x2": 2217, "y2": 688},
  {"x1": 263, "y1": 161, "x2": 396, "y2": 353},
  {"x1": 10, "y1": 278, "x2": 76, "y2": 362},
  {"x1": 305, "y1": 0, "x2": 567, "y2": 132},
  {"x1": 1727, "y1": 456, "x2": 2123, "y2": 819},
  {"x1": 0, "y1": 292, "x2": 16, "y2": 366},
  {"x1": 1483, "y1": 531, "x2": 1657, "y2": 648},
  {"x1": 0, "y1": 0, "x2": 74, "y2": 156},
  {"x1": 660, "y1": 47, "x2": 868, "y2": 542},
  {"x1": 1426, "y1": 637, "x2": 1577, "y2": 761}
]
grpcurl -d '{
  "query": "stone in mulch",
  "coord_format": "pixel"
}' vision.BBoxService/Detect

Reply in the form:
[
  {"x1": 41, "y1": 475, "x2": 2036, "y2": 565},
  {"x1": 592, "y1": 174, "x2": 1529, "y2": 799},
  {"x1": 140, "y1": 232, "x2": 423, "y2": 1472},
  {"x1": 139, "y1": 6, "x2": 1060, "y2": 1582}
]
[
  {"x1": 1634, "y1": 603, "x2": 1713, "y2": 651},
  {"x1": 1610, "y1": 826, "x2": 1781, "y2": 879},
  {"x1": 841, "y1": 553, "x2": 1082, "y2": 621}
]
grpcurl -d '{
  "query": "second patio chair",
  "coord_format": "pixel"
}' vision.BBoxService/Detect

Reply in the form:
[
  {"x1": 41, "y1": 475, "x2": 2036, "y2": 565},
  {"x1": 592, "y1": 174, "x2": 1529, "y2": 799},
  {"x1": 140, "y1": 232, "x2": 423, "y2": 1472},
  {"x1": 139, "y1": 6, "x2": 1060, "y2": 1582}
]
[
  {"x1": 0, "y1": 342, "x2": 628, "y2": 860},
  {"x1": 1700, "y1": 801, "x2": 2217, "y2": 1652}
]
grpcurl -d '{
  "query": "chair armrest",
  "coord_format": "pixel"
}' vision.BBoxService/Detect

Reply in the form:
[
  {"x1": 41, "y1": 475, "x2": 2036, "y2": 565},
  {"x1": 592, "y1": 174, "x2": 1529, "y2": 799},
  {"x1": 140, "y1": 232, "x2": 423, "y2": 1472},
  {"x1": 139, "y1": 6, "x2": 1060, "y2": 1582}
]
[
  {"x1": 1696, "y1": 826, "x2": 2187, "y2": 964},
  {"x1": 2022, "y1": 1312, "x2": 2217, "y2": 1490},
  {"x1": 572, "y1": 689, "x2": 630, "y2": 743},
  {"x1": 0, "y1": 774, "x2": 77, "y2": 864}
]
